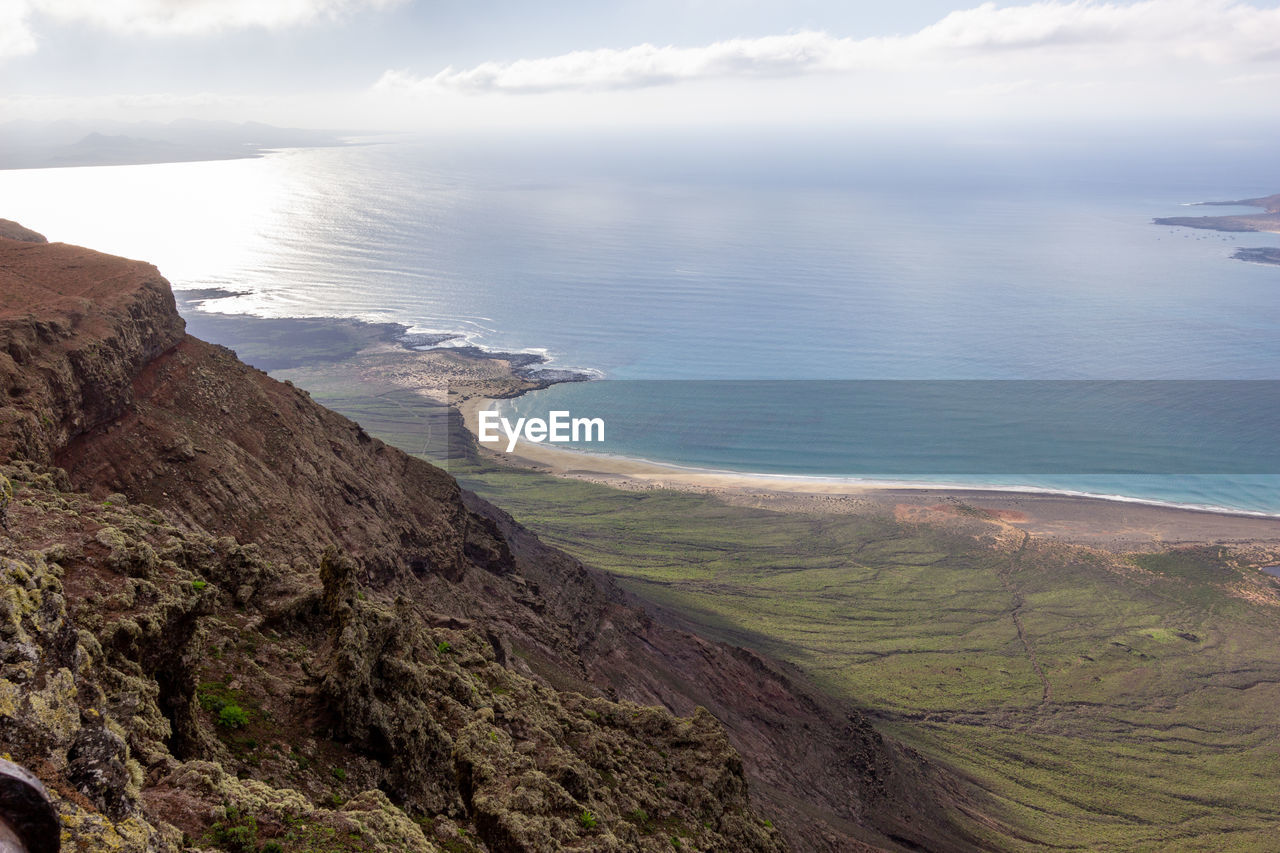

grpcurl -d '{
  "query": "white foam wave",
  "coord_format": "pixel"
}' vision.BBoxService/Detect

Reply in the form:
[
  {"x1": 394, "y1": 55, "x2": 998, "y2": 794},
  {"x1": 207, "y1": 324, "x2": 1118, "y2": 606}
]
[{"x1": 495, "y1": 443, "x2": 1280, "y2": 519}]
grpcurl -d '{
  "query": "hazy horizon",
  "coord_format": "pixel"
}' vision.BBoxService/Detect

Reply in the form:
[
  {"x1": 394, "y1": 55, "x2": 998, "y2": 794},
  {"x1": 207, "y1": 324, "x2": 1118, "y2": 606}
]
[{"x1": 4, "y1": 0, "x2": 1280, "y2": 133}]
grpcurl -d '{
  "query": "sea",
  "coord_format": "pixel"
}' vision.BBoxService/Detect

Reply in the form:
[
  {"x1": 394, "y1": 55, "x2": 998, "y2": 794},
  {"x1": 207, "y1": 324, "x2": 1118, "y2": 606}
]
[{"x1": 3, "y1": 127, "x2": 1279, "y2": 513}]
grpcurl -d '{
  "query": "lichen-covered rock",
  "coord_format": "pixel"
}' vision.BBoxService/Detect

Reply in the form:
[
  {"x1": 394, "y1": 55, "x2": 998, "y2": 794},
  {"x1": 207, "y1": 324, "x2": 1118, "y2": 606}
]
[
  {"x1": 0, "y1": 473, "x2": 12, "y2": 528},
  {"x1": 143, "y1": 762, "x2": 442, "y2": 852},
  {"x1": 307, "y1": 547, "x2": 782, "y2": 852},
  {"x1": 67, "y1": 723, "x2": 135, "y2": 819},
  {"x1": 0, "y1": 530, "x2": 171, "y2": 852},
  {"x1": 0, "y1": 461, "x2": 784, "y2": 852}
]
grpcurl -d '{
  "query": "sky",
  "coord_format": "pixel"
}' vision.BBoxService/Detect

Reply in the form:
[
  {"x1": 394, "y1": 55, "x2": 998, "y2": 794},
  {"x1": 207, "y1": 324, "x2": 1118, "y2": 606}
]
[{"x1": 3, "y1": 0, "x2": 1280, "y2": 132}]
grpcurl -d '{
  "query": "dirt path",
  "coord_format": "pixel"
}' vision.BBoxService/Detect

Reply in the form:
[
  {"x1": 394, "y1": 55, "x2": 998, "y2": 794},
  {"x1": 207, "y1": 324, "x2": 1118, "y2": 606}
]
[{"x1": 997, "y1": 530, "x2": 1053, "y2": 707}]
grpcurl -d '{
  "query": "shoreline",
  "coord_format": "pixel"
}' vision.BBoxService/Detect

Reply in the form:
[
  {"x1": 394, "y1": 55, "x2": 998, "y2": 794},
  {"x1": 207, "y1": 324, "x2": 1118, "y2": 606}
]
[
  {"x1": 174, "y1": 301, "x2": 1280, "y2": 550},
  {"x1": 457, "y1": 393, "x2": 1280, "y2": 550},
  {"x1": 457, "y1": 394, "x2": 1279, "y2": 518},
  {"x1": 1154, "y1": 190, "x2": 1280, "y2": 237},
  {"x1": 177, "y1": 291, "x2": 598, "y2": 383}
]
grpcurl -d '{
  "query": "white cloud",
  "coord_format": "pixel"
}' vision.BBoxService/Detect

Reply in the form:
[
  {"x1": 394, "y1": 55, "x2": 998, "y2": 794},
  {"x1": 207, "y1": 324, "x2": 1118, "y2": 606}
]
[
  {"x1": 0, "y1": 4, "x2": 38, "y2": 58},
  {"x1": 377, "y1": 0, "x2": 1280, "y2": 95},
  {"x1": 11, "y1": 0, "x2": 405, "y2": 39},
  {"x1": 387, "y1": 31, "x2": 856, "y2": 95}
]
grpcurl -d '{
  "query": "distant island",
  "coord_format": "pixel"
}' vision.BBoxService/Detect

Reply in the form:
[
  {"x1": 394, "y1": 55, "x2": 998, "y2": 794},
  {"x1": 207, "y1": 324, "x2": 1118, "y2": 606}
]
[
  {"x1": 1154, "y1": 192, "x2": 1280, "y2": 234},
  {"x1": 1233, "y1": 246, "x2": 1280, "y2": 266},
  {"x1": 1155, "y1": 192, "x2": 1280, "y2": 267}
]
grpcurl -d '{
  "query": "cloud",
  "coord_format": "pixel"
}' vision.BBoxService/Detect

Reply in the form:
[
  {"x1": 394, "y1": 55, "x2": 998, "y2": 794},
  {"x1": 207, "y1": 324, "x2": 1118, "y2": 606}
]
[
  {"x1": 385, "y1": 31, "x2": 856, "y2": 95},
  {"x1": 0, "y1": 4, "x2": 38, "y2": 58},
  {"x1": 376, "y1": 0, "x2": 1280, "y2": 95},
  {"x1": 12, "y1": 0, "x2": 405, "y2": 39}
]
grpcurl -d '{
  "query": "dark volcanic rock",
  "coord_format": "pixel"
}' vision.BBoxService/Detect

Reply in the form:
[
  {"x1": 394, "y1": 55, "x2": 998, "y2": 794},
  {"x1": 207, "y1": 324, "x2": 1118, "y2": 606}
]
[{"x1": 1233, "y1": 247, "x2": 1280, "y2": 266}]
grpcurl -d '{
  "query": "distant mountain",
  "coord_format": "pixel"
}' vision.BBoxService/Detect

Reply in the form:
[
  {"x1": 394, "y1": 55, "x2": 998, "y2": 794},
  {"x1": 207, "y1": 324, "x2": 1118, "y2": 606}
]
[{"x1": 0, "y1": 119, "x2": 354, "y2": 169}]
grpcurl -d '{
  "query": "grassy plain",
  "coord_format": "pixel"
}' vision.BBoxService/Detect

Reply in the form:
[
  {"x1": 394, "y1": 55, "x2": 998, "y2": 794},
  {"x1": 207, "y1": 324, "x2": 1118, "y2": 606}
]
[{"x1": 273, "y1": 378, "x2": 1280, "y2": 851}]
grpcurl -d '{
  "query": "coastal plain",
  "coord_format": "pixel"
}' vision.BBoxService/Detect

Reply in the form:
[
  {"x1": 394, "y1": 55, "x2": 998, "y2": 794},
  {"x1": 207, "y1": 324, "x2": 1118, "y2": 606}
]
[{"x1": 206, "y1": 308, "x2": 1280, "y2": 852}]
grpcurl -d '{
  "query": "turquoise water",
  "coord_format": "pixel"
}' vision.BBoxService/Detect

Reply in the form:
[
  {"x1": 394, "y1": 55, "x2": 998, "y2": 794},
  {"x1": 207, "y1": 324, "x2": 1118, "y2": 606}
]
[
  {"x1": 1, "y1": 131, "x2": 1278, "y2": 511},
  {"x1": 495, "y1": 381, "x2": 1280, "y2": 515}
]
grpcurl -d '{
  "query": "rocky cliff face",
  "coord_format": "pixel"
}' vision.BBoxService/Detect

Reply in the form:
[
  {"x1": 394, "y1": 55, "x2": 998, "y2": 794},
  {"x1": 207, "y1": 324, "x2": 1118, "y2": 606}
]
[{"x1": 0, "y1": 229, "x2": 980, "y2": 852}]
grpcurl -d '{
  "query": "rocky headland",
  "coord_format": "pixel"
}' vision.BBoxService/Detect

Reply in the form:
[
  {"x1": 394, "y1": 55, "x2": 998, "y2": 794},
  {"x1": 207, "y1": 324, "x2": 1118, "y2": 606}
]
[
  {"x1": 1153, "y1": 192, "x2": 1280, "y2": 235},
  {"x1": 1232, "y1": 246, "x2": 1280, "y2": 266},
  {"x1": 1153, "y1": 193, "x2": 1280, "y2": 269}
]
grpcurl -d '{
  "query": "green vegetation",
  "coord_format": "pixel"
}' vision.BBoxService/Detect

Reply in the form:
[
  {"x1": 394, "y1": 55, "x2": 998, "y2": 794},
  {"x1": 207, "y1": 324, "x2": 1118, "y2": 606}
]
[
  {"x1": 218, "y1": 704, "x2": 250, "y2": 729},
  {"x1": 444, "y1": 459, "x2": 1280, "y2": 851},
  {"x1": 207, "y1": 805, "x2": 258, "y2": 852},
  {"x1": 294, "y1": 377, "x2": 1280, "y2": 850},
  {"x1": 198, "y1": 682, "x2": 234, "y2": 713},
  {"x1": 579, "y1": 809, "x2": 598, "y2": 829},
  {"x1": 290, "y1": 747, "x2": 312, "y2": 771},
  {"x1": 192, "y1": 579, "x2": 208, "y2": 591},
  {"x1": 199, "y1": 681, "x2": 258, "y2": 734}
]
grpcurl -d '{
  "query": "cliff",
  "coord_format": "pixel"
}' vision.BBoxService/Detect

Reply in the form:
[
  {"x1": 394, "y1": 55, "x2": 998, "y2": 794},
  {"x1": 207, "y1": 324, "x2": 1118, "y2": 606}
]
[{"x1": 0, "y1": 228, "x2": 980, "y2": 852}]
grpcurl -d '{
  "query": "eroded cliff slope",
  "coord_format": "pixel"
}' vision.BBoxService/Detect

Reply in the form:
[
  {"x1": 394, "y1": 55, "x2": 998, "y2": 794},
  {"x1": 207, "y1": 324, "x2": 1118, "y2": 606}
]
[{"x1": 0, "y1": 229, "x2": 980, "y2": 852}]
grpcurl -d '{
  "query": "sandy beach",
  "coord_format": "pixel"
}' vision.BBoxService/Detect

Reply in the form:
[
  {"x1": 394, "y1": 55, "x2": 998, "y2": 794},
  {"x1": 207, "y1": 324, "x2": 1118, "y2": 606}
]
[{"x1": 457, "y1": 394, "x2": 1280, "y2": 552}]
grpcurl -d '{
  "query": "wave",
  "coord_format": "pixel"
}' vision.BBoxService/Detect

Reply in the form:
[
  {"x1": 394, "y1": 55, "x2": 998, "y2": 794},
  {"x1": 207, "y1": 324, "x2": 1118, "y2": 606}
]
[{"x1": 481, "y1": 423, "x2": 1280, "y2": 519}]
